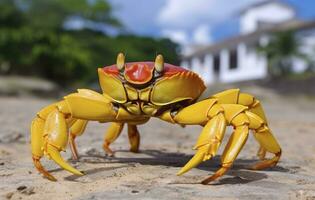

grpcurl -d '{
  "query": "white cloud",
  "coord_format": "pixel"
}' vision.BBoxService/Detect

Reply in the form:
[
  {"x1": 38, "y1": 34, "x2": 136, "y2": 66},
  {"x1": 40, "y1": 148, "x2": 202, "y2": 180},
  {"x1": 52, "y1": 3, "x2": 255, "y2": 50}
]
[
  {"x1": 157, "y1": 0, "x2": 262, "y2": 29},
  {"x1": 157, "y1": 0, "x2": 263, "y2": 46},
  {"x1": 161, "y1": 25, "x2": 213, "y2": 46},
  {"x1": 157, "y1": 0, "x2": 216, "y2": 29},
  {"x1": 161, "y1": 29, "x2": 190, "y2": 45},
  {"x1": 192, "y1": 24, "x2": 212, "y2": 44}
]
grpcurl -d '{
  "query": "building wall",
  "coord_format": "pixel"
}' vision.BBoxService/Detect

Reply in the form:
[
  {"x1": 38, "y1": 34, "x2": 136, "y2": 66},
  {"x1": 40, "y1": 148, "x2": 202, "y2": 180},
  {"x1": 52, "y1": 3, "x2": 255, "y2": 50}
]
[
  {"x1": 240, "y1": 2, "x2": 295, "y2": 34},
  {"x1": 187, "y1": 55, "x2": 215, "y2": 84},
  {"x1": 180, "y1": 3, "x2": 314, "y2": 84},
  {"x1": 220, "y1": 43, "x2": 267, "y2": 83},
  {"x1": 182, "y1": 42, "x2": 268, "y2": 84}
]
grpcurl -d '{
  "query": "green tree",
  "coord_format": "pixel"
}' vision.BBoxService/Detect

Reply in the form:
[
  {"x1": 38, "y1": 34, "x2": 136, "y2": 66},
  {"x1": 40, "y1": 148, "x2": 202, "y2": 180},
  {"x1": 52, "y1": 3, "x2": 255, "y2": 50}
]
[
  {"x1": 0, "y1": 0, "x2": 179, "y2": 85},
  {"x1": 257, "y1": 31, "x2": 307, "y2": 77},
  {"x1": 0, "y1": 0, "x2": 120, "y2": 83}
]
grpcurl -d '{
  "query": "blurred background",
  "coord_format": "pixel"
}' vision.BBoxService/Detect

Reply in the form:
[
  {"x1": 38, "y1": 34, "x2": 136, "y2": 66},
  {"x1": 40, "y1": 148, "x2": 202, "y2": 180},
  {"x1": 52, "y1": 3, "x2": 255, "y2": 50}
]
[{"x1": 0, "y1": 0, "x2": 315, "y2": 95}]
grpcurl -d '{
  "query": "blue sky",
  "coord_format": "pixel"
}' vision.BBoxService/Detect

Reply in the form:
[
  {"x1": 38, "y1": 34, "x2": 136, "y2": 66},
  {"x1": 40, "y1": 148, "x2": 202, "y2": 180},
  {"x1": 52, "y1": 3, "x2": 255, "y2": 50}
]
[{"x1": 108, "y1": 0, "x2": 315, "y2": 45}]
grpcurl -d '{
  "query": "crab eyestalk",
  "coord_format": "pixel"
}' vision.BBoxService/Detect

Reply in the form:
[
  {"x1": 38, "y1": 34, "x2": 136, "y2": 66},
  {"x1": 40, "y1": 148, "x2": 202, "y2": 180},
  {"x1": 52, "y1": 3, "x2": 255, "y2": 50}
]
[
  {"x1": 154, "y1": 54, "x2": 164, "y2": 73},
  {"x1": 116, "y1": 52, "x2": 125, "y2": 71}
]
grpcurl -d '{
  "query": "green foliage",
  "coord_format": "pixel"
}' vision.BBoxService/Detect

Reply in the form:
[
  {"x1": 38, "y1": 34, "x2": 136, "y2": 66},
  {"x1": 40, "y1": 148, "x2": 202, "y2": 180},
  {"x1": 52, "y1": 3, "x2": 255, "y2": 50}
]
[
  {"x1": 257, "y1": 31, "x2": 308, "y2": 77},
  {"x1": 21, "y1": 0, "x2": 121, "y2": 30},
  {"x1": 0, "y1": 0, "x2": 179, "y2": 85}
]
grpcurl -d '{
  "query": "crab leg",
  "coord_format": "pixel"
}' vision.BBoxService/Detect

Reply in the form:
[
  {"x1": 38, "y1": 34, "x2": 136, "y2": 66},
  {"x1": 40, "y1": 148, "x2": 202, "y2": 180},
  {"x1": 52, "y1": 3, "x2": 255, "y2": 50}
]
[
  {"x1": 176, "y1": 104, "x2": 251, "y2": 184},
  {"x1": 102, "y1": 123, "x2": 141, "y2": 155},
  {"x1": 68, "y1": 121, "x2": 140, "y2": 157},
  {"x1": 177, "y1": 105, "x2": 227, "y2": 175},
  {"x1": 161, "y1": 94, "x2": 279, "y2": 184},
  {"x1": 44, "y1": 109, "x2": 84, "y2": 176},
  {"x1": 239, "y1": 94, "x2": 269, "y2": 160},
  {"x1": 213, "y1": 89, "x2": 271, "y2": 160},
  {"x1": 201, "y1": 127, "x2": 249, "y2": 184},
  {"x1": 246, "y1": 111, "x2": 281, "y2": 169},
  {"x1": 103, "y1": 122, "x2": 124, "y2": 156},
  {"x1": 164, "y1": 96, "x2": 281, "y2": 184},
  {"x1": 32, "y1": 107, "x2": 84, "y2": 181},
  {"x1": 257, "y1": 146, "x2": 267, "y2": 160},
  {"x1": 69, "y1": 119, "x2": 88, "y2": 160},
  {"x1": 31, "y1": 117, "x2": 57, "y2": 181},
  {"x1": 251, "y1": 128, "x2": 281, "y2": 170},
  {"x1": 31, "y1": 89, "x2": 118, "y2": 181},
  {"x1": 31, "y1": 103, "x2": 60, "y2": 181},
  {"x1": 127, "y1": 124, "x2": 140, "y2": 153}
]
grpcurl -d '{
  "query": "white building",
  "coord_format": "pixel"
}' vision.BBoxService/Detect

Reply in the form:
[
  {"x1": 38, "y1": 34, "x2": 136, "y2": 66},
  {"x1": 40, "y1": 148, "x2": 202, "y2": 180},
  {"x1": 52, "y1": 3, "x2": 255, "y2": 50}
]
[{"x1": 181, "y1": 0, "x2": 315, "y2": 84}]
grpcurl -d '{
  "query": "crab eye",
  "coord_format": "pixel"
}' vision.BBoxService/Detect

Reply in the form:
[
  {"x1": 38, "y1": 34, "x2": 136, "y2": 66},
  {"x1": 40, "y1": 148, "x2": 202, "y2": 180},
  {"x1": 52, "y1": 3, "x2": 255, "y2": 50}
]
[
  {"x1": 116, "y1": 52, "x2": 125, "y2": 71},
  {"x1": 154, "y1": 54, "x2": 164, "y2": 73}
]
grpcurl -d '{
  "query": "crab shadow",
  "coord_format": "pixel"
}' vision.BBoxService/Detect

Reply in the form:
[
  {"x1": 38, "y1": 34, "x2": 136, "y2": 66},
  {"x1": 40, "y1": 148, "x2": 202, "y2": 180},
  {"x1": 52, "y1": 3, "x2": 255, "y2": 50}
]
[{"x1": 64, "y1": 149, "x2": 289, "y2": 185}]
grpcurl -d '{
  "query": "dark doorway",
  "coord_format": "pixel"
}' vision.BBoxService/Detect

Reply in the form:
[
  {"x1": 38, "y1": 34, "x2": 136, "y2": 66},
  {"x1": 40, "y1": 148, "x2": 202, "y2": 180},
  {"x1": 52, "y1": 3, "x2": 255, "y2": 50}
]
[
  {"x1": 229, "y1": 49, "x2": 238, "y2": 70},
  {"x1": 213, "y1": 54, "x2": 220, "y2": 74}
]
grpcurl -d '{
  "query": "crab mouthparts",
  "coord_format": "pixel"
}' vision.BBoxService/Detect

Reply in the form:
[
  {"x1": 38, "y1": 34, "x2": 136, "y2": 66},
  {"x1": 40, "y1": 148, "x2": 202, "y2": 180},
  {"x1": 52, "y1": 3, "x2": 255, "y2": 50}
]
[{"x1": 124, "y1": 64, "x2": 153, "y2": 84}]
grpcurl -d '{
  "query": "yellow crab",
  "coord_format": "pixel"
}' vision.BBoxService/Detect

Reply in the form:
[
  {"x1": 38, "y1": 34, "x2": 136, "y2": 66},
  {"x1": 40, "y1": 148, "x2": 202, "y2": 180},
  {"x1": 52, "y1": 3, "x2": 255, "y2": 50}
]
[{"x1": 31, "y1": 53, "x2": 281, "y2": 184}]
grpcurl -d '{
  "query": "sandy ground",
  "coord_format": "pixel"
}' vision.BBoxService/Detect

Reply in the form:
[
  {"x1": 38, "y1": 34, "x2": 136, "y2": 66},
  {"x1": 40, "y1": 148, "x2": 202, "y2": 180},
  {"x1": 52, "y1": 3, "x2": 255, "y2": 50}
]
[{"x1": 0, "y1": 86, "x2": 315, "y2": 200}]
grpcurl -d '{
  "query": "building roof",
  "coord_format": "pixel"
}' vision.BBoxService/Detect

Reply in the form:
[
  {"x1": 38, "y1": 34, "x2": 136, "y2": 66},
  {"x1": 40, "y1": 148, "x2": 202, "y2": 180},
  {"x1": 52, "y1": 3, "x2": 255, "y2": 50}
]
[
  {"x1": 238, "y1": 0, "x2": 295, "y2": 15},
  {"x1": 182, "y1": 19, "x2": 315, "y2": 59}
]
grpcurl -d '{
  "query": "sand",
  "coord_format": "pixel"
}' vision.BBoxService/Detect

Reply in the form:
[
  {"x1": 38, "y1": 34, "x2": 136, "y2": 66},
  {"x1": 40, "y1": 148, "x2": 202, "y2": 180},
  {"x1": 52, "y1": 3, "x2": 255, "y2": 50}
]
[{"x1": 0, "y1": 87, "x2": 315, "y2": 200}]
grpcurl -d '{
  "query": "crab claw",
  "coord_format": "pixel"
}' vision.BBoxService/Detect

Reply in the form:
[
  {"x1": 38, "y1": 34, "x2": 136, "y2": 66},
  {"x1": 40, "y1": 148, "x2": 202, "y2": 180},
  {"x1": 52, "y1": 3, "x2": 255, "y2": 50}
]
[
  {"x1": 177, "y1": 113, "x2": 227, "y2": 176},
  {"x1": 177, "y1": 150, "x2": 206, "y2": 176},
  {"x1": 47, "y1": 144, "x2": 84, "y2": 176},
  {"x1": 32, "y1": 156, "x2": 57, "y2": 181}
]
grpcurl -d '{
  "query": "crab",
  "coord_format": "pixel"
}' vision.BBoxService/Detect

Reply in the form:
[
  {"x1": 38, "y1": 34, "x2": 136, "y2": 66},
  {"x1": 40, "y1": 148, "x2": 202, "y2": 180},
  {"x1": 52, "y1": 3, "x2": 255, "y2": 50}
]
[{"x1": 30, "y1": 53, "x2": 281, "y2": 184}]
